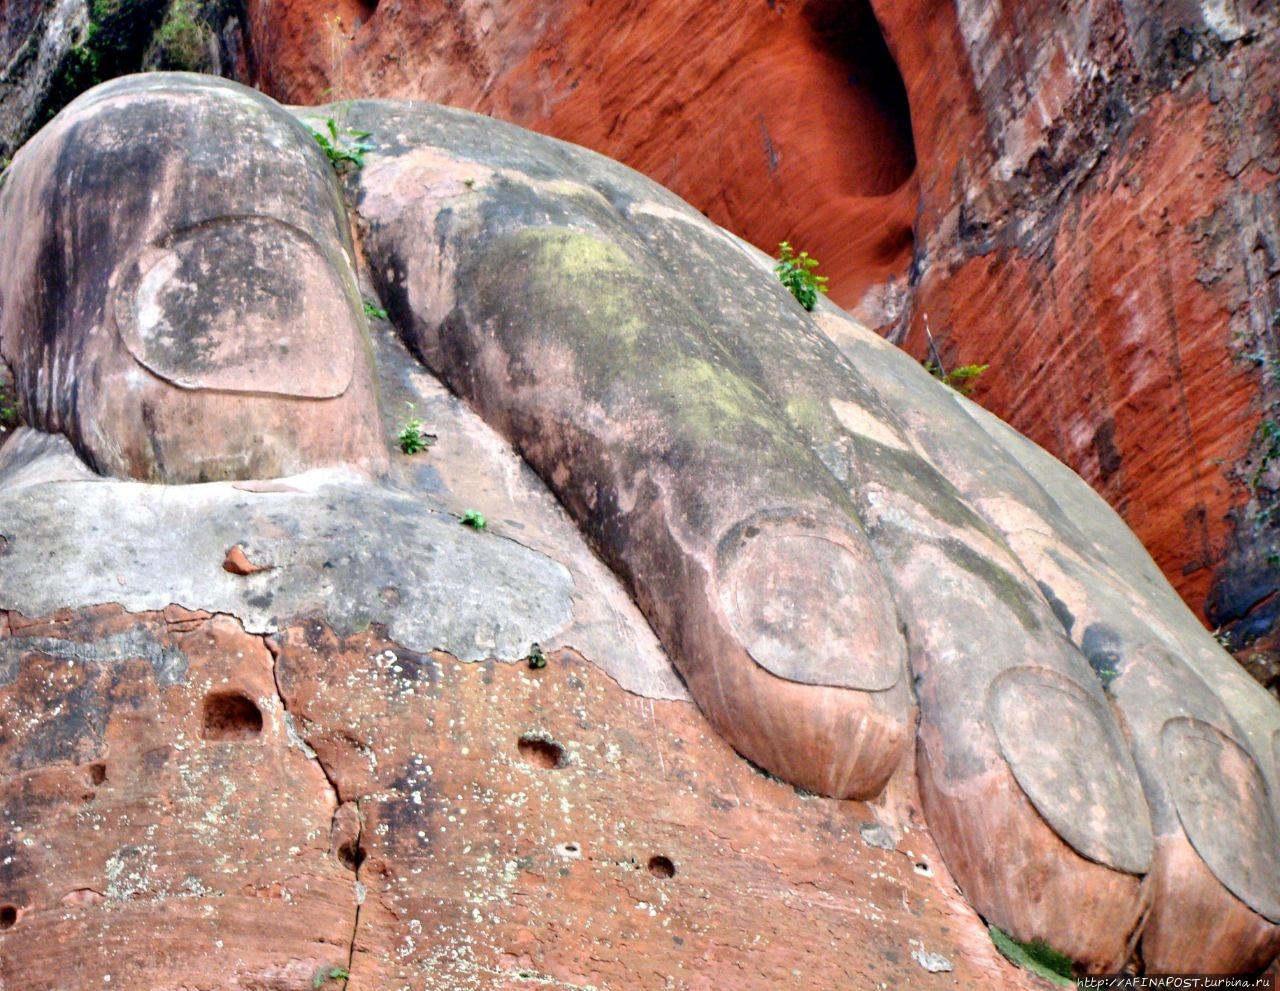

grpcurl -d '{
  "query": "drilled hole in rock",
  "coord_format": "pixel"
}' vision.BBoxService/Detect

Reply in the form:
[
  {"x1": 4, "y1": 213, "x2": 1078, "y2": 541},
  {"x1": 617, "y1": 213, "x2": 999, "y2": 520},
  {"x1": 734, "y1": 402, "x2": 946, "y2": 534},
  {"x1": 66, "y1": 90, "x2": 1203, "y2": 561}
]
[
  {"x1": 201, "y1": 691, "x2": 263, "y2": 741},
  {"x1": 648, "y1": 855, "x2": 676, "y2": 879},
  {"x1": 0, "y1": 905, "x2": 16, "y2": 929},
  {"x1": 337, "y1": 840, "x2": 366, "y2": 872},
  {"x1": 87, "y1": 763, "x2": 107, "y2": 786},
  {"x1": 518, "y1": 734, "x2": 566, "y2": 769}
]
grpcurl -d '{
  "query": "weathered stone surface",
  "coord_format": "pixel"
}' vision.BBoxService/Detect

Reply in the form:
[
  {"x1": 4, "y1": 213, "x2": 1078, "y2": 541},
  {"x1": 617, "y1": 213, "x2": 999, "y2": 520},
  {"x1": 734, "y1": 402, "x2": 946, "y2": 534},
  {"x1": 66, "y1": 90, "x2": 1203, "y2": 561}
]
[
  {"x1": 227, "y1": 0, "x2": 1280, "y2": 660},
  {"x1": 869, "y1": 1, "x2": 1280, "y2": 653},
  {"x1": 0, "y1": 606, "x2": 1033, "y2": 990},
  {"x1": 341, "y1": 95, "x2": 1280, "y2": 972},
  {"x1": 11, "y1": 0, "x2": 1280, "y2": 669},
  {"x1": 0, "y1": 606, "x2": 358, "y2": 990},
  {"x1": 0, "y1": 73, "x2": 385, "y2": 483},
  {"x1": 0, "y1": 0, "x2": 91, "y2": 160},
  {"x1": 1, "y1": 74, "x2": 1279, "y2": 981},
  {"x1": 0, "y1": 0, "x2": 252, "y2": 160},
  {"x1": 242, "y1": 0, "x2": 918, "y2": 329}
]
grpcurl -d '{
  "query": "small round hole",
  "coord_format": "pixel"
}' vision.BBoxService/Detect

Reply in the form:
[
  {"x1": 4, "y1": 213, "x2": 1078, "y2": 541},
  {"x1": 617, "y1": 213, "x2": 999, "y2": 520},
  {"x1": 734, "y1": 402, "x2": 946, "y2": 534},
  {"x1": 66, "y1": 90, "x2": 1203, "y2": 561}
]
[
  {"x1": 87, "y1": 763, "x2": 107, "y2": 786},
  {"x1": 647, "y1": 855, "x2": 676, "y2": 879},
  {"x1": 201, "y1": 691, "x2": 263, "y2": 741},
  {"x1": 518, "y1": 734, "x2": 566, "y2": 769},
  {"x1": 0, "y1": 905, "x2": 17, "y2": 929},
  {"x1": 337, "y1": 840, "x2": 366, "y2": 872}
]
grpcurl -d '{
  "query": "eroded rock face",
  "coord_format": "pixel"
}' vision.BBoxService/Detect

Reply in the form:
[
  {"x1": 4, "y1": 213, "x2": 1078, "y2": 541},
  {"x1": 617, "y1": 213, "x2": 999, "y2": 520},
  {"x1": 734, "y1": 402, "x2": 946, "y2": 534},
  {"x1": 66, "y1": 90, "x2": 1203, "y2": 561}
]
[
  {"x1": 874, "y1": 1, "x2": 1280, "y2": 656},
  {"x1": 345, "y1": 95, "x2": 1280, "y2": 974},
  {"x1": 231, "y1": 0, "x2": 1280, "y2": 654},
  {"x1": 1, "y1": 75, "x2": 1278, "y2": 984},
  {"x1": 0, "y1": 606, "x2": 1028, "y2": 990},
  {"x1": 241, "y1": 0, "x2": 919, "y2": 330},
  {"x1": 0, "y1": 73, "x2": 385, "y2": 482}
]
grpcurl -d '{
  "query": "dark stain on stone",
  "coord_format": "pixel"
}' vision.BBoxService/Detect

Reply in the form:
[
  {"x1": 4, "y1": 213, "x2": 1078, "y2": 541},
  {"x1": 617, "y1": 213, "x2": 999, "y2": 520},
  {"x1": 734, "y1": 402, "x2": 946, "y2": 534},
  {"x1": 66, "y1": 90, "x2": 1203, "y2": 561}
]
[
  {"x1": 1092, "y1": 418, "x2": 1123, "y2": 482},
  {"x1": 1081, "y1": 623, "x2": 1123, "y2": 688},
  {"x1": 1037, "y1": 580, "x2": 1076, "y2": 636}
]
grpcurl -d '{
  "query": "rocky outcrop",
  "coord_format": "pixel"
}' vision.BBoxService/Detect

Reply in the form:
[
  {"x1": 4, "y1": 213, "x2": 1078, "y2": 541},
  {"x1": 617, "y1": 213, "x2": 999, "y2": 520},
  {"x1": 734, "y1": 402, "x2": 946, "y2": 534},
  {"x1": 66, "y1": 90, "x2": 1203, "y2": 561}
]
[
  {"x1": 0, "y1": 0, "x2": 252, "y2": 160},
  {"x1": 1, "y1": 604, "x2": 1028, "y2": 990},
  {"x1": 240, "y1": 0, "x2": 919, "y2": 330},
  {"x1": 873, "y1": 0, "x2": 1280, "y2": 662},
  {"x1": 228, "y1": 0, "x2": 1280, "y2": 661},
  {"x1": 9, "y1": 2, "x2": 1280, "y2": 670},
  {"x1": 343, "y1": 93, "x2": 1280, "y2": 974},
  {"x1": 2, "y1": 76, "x2": 1278, "y2": 981}
]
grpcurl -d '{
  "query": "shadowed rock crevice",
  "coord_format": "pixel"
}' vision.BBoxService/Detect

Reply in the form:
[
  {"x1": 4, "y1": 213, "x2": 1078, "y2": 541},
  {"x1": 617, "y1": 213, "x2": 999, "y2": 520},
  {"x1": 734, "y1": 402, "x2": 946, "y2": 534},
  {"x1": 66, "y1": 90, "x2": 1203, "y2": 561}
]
[
  {"x1": 200, "y1": 690, "x2": 263, "y2": 740},
  {"x1": 801, "y1": 0, "x2": 916, "y2": 194}
]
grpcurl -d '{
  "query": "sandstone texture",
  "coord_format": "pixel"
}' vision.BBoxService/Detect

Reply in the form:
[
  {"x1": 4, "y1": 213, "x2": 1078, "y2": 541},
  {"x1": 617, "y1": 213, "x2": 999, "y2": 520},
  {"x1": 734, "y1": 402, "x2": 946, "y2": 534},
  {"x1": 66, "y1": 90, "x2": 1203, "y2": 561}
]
[
  {"x1": 874, "y1": 1, "x2": 1280, "y2": 664},
  {"x1": 7, "y1": 2, "x2": 1280, "y2": 677},
  {"x1": 2, "y1": 74, "x2": 1279, "y2": 986},
  {"x1": 241, "y1": 0, "x2": 919, "y2": 330},
  {"x1": 0, "y1": 605, "x2": 1024, "y2": 991},
  {"x1": 0, "y1": 73, "x2": 385, "y2": 483},
  {"x1": 218, "y1": 0, "x2": 1280, "y2": 662}
]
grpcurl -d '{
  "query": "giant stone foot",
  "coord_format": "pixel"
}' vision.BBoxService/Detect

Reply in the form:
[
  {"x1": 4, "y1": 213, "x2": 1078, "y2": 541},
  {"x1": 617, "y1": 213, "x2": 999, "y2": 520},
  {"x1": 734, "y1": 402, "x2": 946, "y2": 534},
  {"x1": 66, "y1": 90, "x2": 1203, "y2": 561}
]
[
  {"x1": 343, "y1": 100, "x2": 1280, "y2": 974},
  {"x1": 0, "y1": 75, "x2": 1277, "y2": 979},
  {"x1": 0, "y1": 74, "x2": 385, "y2": 483}
]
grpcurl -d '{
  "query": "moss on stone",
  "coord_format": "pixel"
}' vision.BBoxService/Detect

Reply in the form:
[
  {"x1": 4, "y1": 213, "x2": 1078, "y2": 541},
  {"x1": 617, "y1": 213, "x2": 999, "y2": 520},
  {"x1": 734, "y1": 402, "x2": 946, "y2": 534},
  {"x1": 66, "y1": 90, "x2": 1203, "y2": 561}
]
[
  {"x1": 144, "y1": 0, "x2": 215, "y2": 72},
  {"x1": 471, "y1": 225, "x2": 830, "y2": 487}
]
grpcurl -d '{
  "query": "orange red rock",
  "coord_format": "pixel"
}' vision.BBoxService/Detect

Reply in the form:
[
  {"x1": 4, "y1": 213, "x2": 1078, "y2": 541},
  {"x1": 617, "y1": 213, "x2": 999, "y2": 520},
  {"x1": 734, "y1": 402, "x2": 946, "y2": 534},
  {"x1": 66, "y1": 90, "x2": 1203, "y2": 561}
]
[{"x1": 240, "y1": 0, "x2": 1280, "y2": 648}]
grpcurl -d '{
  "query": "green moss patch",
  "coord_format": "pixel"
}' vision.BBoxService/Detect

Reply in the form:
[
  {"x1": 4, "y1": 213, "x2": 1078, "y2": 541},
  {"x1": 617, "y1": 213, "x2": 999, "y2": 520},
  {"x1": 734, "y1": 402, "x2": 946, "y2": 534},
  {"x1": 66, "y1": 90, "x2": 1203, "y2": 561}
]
[{"x1": 989, "y1": 926, "x2": 1075, "y2": 986}]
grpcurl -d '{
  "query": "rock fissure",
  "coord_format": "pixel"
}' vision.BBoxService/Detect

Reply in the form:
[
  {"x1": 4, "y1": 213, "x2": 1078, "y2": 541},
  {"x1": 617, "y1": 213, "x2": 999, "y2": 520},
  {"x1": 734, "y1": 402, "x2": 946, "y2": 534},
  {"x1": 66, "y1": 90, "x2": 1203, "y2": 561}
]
[
  {"x1": 1, "y1": 70, "x2": 1278, "y2": 985},
  {"x1": 266, "y1": 630, "x2": 368, "y2": 987},
  {"x1": 341, "y1": 802, "x2": 365, "y2": 990},
  {"x1": 266, "y1": 634, "x2": 341, "y2": 805}
]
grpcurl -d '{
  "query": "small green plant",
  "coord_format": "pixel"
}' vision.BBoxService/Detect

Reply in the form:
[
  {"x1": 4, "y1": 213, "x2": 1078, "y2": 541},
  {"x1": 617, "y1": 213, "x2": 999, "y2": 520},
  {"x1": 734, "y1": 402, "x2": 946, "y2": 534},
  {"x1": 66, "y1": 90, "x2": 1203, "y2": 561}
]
[
  {"x1": 1252, "y1": 413, "x2": 1280, "y2": 490},
  {"x1": 775, "y1": 241, "x2": 828, "y2": 311},
  {"x1": 397, "y1": 405, "x2": 433, "y2": 455},
  {"x1": 925, "y1": 360, "x2": 990, "y2": 396},
  {"x1": 308, "y1": 117, "x2": 373, "y2": 171},
  {"x1": 146, "y1": 0, "x2": 211, "y2": 72},
  {"x1": 526, "y1": 642, "x2": 547, "y2": 670},
  {"x1": 461, "y1": 509, "x2": 487, "y2": 531},
  {"x1": 920, "y1": 314, "x2": 988, "y2": 396},
  {"x1": 0, "y1": 389, "x2": 17, "y2": 431},
  {"x1": 312, "y1": 965, "x2": 350, "y2": 988},
  {"x1": 463, "y1": 177, "x2": 476, "y2": 188},
  {"x1": 989, "y1": 926, "x2": 1074, "y2": 986},
  {"x1": 1090, "y1": 658, "x2": 1120, "y2": 690},
  {"x1": 362, "y1": 298, "x2": 389, "y2": 321}
]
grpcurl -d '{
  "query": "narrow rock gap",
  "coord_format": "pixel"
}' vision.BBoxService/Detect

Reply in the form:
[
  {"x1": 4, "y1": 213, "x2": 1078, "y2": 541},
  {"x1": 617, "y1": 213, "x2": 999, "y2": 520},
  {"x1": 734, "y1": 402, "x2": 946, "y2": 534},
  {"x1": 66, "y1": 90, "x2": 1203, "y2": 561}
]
[
  {"x1": 265, "y1": 635, "x2": 342, "y2": 805},
  {"x1": 264, "y1": 633, "x2": 364, "y2": 984},
  {"x1": 342, "y1": 803, "x2": 365, "y2": 987}
]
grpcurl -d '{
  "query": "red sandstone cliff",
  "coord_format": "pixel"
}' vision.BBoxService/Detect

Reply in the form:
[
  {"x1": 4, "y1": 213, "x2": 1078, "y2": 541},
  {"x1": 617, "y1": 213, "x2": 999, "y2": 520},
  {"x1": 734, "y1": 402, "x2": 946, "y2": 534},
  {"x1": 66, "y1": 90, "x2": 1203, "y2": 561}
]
[
  {"x1": 240, "y1": 0, "x2": 1280, "y2": 665},
  {"x1": 873, "y1": 1, "x2": 1280, "y2": 650},
  {"x1": 246, "y1": 0, "x2": 919, "y2": 329}
]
